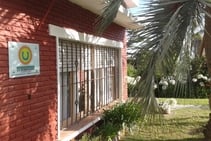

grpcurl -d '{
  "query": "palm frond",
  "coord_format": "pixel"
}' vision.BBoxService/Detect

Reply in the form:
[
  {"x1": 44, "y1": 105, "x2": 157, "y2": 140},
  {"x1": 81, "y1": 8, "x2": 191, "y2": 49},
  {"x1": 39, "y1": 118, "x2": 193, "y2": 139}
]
[
  {"x1": 97, "y1": 0, "x2": 210, "y2": 117},
  {"x1": 95, "y1": 0, "x2": 123, "y2": 34},
  {"x1": 129, "y1": 0, "x2": 203, "y2": 116}
]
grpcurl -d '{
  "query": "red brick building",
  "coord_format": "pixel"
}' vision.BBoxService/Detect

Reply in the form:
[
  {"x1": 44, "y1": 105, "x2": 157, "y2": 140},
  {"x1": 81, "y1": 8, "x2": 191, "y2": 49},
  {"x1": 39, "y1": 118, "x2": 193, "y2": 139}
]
[{"x1": 0, "y1": 0, "x2": 139, "y2": 140}]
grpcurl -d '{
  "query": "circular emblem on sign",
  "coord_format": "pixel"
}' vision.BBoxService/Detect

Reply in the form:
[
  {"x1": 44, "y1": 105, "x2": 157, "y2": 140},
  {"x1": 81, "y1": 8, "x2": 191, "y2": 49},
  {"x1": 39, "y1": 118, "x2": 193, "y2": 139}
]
[{"x1": 18, "y1": 46, "x2": 32, "y2": 65}]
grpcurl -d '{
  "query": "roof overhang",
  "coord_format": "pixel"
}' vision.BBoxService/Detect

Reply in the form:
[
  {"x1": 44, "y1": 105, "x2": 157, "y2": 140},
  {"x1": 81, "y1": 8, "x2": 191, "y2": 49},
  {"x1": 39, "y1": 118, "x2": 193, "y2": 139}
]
[
  {"x1": 124, "y1": 0, "x2": 139, "y2": 8},
  {"x1": 68, "y1": 0, "x2": 142, "y2": 30}
]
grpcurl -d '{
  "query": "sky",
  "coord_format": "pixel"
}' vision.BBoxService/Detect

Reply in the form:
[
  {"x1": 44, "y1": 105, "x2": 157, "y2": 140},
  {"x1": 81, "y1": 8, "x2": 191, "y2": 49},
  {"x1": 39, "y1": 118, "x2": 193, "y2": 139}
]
[{"x1": 128, "y1": 0, "x2": 147, "y2": 15}]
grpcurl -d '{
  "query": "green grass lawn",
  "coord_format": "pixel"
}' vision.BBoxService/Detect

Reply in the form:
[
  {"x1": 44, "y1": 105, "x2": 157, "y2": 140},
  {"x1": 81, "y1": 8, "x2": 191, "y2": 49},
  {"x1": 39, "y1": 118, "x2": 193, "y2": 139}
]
[
  {"x1": 120, "y1": 98, "x2": 210, "y2": 141},
  {"x1": 159, "y1": 98, "x2": 209, "y2": 106}
]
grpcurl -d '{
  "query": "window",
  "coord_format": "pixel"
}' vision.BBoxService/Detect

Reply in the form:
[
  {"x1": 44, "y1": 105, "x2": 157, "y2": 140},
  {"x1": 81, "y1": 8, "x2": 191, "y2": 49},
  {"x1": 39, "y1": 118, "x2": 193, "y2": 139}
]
[{"x1": 59, "y1": 39, "x2": 119, "y2": 129}]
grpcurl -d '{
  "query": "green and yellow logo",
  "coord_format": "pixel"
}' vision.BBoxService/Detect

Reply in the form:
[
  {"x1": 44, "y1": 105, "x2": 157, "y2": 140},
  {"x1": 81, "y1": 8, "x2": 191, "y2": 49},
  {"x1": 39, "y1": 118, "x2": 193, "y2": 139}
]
[{"x1": 18, "y1": 46, "x2": 32, "y2": 65}]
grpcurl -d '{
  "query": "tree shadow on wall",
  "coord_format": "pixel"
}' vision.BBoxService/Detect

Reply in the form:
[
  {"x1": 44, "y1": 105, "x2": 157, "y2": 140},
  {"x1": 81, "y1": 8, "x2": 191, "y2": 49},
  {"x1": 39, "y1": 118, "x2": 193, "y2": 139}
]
[{"x1": 0, "y1": 0, "x2": 58, "y2": 140}]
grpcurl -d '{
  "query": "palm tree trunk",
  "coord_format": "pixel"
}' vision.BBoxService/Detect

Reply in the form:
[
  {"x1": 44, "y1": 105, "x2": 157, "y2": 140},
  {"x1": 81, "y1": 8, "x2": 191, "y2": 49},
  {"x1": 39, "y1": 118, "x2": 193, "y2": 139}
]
[
  {"x1": 203, "y1": 7, "x2": 211, "y2": 76},
  {"x1": 203, "y1": 6, "x2": 211, "y2": 108},
  {"x1": 202, "y1": 6, "x2": 211, "y2": 141},
  {"x1": 202, "y1": 6, "x2": 211, "y2": 109}
]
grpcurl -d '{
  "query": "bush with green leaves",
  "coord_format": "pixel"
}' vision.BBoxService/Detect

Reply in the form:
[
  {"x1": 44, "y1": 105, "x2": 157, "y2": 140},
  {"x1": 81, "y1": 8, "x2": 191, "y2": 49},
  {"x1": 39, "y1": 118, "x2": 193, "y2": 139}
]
[
  {"x1": 154, "y1": 57, "x2": 211, "y2": 98},
  {"x1": 190, "y1": 57, "x2": 211, "y2": 98},
  {"x1": 127, "y1": 63, "x2": 137, "y2": 77},
  {"x1": 93, "y1": 102, "x2": 141, "y2": 141},
  {"x1": 128, "y1": 83, "x2": 136, "y2": 97}
]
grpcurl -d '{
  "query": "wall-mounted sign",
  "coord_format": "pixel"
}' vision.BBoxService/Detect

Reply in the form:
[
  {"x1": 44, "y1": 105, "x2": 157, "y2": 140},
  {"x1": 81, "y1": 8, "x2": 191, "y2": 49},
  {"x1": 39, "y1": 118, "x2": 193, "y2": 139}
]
[{"x1": 8, "y1": 41, "x2": 40, "y2": 78}]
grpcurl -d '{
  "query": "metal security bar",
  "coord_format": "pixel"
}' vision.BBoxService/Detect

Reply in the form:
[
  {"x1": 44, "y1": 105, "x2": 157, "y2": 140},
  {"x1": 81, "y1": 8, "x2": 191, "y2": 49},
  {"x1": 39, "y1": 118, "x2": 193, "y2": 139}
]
[{"x1": 59, "y1": 39, "x2": 119, "y2": 129}]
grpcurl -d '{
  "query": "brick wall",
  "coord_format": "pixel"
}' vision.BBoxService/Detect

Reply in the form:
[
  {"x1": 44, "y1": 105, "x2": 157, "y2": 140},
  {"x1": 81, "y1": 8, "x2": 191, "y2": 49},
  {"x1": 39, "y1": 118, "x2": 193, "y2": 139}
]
[
  {"x1": 0, "y1": 0, "x2": 127, "y2": 140},
  {"x1": 122, "y1": 35, "x2": 128, "y2": 101}
]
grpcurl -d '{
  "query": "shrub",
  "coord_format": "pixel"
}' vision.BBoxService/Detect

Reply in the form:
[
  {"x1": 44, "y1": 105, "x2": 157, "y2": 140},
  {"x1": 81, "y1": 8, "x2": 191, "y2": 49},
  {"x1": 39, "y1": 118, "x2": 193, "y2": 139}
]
[
  {"x1": 128, "y1": 83, "x2": 136, "y2": 97},
  {"x1": 127, "y1": 63, "x2": 137, "y2": 77},
  {"x1": 93, "y1": 102, "x2": 141, "y2": 141},
  {"x1": 154, "y1": 57, "x2": 211, "y2": 98}
]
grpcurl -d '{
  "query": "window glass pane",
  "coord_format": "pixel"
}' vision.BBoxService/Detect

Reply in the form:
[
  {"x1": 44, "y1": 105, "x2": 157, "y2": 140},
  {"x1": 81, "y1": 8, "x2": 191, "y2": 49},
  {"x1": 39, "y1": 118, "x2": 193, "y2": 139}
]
[{"x1": 59, "y1": 39, "x2": 119, "y2": 128}]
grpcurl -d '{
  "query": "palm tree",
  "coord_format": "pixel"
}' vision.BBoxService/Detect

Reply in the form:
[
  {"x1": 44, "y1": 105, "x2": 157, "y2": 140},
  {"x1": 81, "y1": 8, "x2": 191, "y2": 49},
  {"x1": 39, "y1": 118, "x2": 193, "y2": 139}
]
[
  {"x1": 97, "y1": 0, "x2": 211, "y2": 115},
  {"x1": 96, "y1": 0, "x2": 211, "y2": 138},
  {"x1": 202, "y1": 5, "x2": 211, "y2": 75},
  {"x1": 97, "y1": 0, "x2": 210, "y2": 112}
]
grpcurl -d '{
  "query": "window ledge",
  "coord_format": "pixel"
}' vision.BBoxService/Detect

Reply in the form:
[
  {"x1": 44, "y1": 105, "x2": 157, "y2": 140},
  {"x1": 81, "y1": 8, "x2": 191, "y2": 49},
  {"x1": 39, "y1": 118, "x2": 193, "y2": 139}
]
[{"x1": 58, "y1": 100, "x2": 120, "y2": 141}]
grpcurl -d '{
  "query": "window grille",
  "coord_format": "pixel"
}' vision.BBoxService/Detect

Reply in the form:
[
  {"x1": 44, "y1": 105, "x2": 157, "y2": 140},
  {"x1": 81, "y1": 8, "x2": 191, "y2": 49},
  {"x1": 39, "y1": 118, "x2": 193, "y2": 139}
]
[{"x1": 59, "y1": 39, "x2": 119, "y2": 129}]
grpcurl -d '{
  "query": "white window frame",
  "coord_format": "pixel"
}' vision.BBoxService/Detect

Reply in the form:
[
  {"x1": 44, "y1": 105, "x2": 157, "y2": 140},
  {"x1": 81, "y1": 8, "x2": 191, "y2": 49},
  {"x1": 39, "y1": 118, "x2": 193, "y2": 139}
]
[{"x1": 48, "y1": 24, "x2": 123, "y2": 140}]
